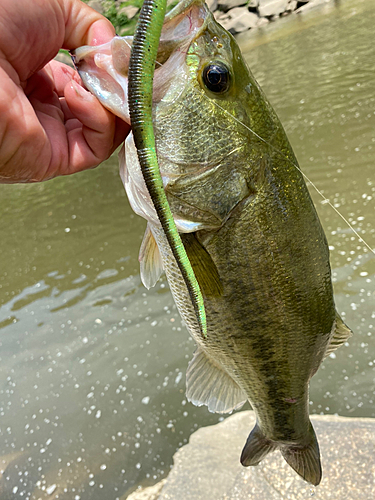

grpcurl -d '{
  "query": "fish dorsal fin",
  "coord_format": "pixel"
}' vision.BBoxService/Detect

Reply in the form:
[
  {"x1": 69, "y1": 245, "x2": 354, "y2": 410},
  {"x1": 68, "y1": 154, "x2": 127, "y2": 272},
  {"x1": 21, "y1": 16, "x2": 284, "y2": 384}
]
[
  {"x1": 186, "y1": 347, "x2": 247, "y2": 414},
  {"x1": 181, "y1": 233, "x2": 223, "y2": 298},
  {"x1": 139, "y1": 224, "x2": 164, "y2": 289},
  {"x1": 324, "y1": 312, "x2": 353, "y2": 360}
]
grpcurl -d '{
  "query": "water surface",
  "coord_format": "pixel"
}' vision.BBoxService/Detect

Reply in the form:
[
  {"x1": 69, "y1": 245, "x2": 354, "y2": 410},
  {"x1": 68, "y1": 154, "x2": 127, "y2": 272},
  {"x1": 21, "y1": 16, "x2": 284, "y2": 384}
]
[{"x1": 0, "y1": 0, "x2": 374, "y2": 497}]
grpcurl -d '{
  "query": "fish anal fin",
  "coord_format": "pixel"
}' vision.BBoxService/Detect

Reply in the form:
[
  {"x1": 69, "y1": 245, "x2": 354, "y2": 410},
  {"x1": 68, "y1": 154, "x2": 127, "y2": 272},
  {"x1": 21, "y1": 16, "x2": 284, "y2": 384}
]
[
  {"x1": 240, "y1": 423, "x2": 277, "y2": 466},
  {"x1": 281, "y1": 422, "x2": 322, "y2": 486},
  {"x1": 181, "y1": 233, "x2": 223, "y2": 298},
  {"x1": 186, "y1": 347, "x2": 247, "y2": 414},
  {"x1": 324, "y1": 312, "x2": 353, "y2": 360},
  {"x1": 139, "y1": 224, "x2": 164, "y2": 289}
]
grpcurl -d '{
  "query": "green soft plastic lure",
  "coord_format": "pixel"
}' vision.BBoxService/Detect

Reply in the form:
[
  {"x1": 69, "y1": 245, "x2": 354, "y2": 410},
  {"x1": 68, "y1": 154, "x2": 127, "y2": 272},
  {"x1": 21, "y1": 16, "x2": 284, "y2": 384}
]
[{"x1": 127, "y1": 0, "x2": 207, "y2": 338}]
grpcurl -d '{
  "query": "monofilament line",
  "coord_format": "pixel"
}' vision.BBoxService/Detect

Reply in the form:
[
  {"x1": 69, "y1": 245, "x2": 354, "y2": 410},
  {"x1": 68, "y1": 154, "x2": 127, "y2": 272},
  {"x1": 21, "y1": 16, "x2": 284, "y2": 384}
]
[
  {"x1": 132, "y1": 39, "x2": 374, "y2": 257},
  {"x1": 210, "y1": 99, "x2": 375, "y2": 256}
]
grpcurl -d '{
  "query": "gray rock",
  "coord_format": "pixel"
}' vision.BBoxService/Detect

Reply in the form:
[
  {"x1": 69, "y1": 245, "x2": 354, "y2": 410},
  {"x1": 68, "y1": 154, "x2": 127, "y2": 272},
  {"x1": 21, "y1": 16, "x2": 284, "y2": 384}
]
[
  {"x1": 218, "y1": 8, "x2": 259, "y2": 33},
  {"x1": 248, "y1": 0, "x2": 259, "y2": 7},
  {"x1": 125, "y1": 479, "x2": 167, "y2": 500},
  {"x1": 118, "y1": 5, "x2": 139, "y2": 20},
  {"x1": 256, "y1": 16, "x2": 270, "y2": 26},
  {"x1": 214, "y1": 10, "x2": 228, "y2": 21},
  {"x1": 87, "y1": 0, "x2": 103, "y2": 15},
  {"x1": 206, "y1": 0, "x2": 219, "y2": 12},
  {"x1": 286, "y1": 0, "x2": 298, "y2": 12},
  {"x1": 258, "y1": 0, "x2": 289, "y2": 17},
  {"x1": 217, "y1": 0, "x2": 248, "y2": 12},
  {"x1": 157, "y1": 411, "x2": 375, "y2": 500}
]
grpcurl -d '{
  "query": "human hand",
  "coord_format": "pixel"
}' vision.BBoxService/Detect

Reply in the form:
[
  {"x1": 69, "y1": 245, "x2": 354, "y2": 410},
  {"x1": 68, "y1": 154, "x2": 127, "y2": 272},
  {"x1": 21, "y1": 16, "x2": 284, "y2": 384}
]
[{"x1": 0, "y1": 0, "x2": 130, "y2": 183}]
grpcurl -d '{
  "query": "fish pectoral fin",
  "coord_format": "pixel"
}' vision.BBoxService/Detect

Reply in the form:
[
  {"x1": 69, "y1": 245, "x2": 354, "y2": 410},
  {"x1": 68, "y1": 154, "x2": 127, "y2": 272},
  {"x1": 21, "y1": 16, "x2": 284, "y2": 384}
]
[
  {"x1": 281, "y1": 422, "x2": 322, "y2": 486},
  {"x1": 181, "y1": 233, "x2": 223, "y2": 298},
  {"x1": 186, "y1": 347, "x2": 247, "y2": 414},
  {"x1": 119, "y1": 142, "x2": 126, "y2": 187},
  {"x1": 139, "y1": 224, "x2": 164, "y2": 289},
  {"x1": 324, "y1": 311, "x2": 353, "y2": 360}
]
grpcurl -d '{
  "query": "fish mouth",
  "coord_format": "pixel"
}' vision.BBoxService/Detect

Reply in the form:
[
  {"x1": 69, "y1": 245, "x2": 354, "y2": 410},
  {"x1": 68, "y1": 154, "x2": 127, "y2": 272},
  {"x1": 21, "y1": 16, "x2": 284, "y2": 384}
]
[
  {"x1": 162, "y1": 0, "x2": 207, "y2": 41},
  {"x1": 71, "y1": 0, "x2": 209, "y2": 123},
  {"x1": 72, "y1": 0, "x2": 208, "y2": 68}
]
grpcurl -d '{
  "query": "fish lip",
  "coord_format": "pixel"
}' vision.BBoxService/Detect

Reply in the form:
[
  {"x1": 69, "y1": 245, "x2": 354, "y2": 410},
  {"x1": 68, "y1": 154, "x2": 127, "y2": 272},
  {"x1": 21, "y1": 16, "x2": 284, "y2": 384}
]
[
  {"x1": 72, "y1": 0, "x2": 210, "y2": 75},
  {"x1": 72, "y1": 1, "x2": 209, "y2": 73},
  {"x1": 71, "y1": 39, "x2": 115, "y2": 68}
]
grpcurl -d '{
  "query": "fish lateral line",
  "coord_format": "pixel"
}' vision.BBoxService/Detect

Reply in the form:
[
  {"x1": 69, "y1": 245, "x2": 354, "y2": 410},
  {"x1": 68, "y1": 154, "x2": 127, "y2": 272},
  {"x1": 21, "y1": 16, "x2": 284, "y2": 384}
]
[{"x1": 128, "y1": 0, "x2": 208, "y2": 338}]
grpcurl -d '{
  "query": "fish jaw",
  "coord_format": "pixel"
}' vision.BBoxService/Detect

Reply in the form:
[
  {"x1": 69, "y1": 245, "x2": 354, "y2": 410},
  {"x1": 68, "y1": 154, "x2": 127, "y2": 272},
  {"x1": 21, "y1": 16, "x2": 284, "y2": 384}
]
[
  {"x1": 72, "y1": 0, "x2": 209, "y2": 125},
  {"x1": 73, "y1": 37, "x2": 132, "y2": 123}
]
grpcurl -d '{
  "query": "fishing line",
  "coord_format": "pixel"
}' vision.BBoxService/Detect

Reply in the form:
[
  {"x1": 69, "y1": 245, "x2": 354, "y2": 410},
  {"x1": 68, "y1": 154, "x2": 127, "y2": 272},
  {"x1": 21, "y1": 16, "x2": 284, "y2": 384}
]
[
  {"x1": 210, "y1": 99, "x2": 375, "y2": 256},
  {"x1": 121, "y1": 37, "x2": 375, "y2": 255}
]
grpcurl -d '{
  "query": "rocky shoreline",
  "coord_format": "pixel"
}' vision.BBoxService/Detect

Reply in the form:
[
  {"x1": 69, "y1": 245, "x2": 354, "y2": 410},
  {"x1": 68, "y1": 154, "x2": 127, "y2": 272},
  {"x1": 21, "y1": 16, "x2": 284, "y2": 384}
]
[
  {"x1": 57, "y1": 0, "x2": 334, "y2": 66},
  {"x1": 127, "y1": 411, "x2": 375, "y2": 500},
  {"x1": 209, "y1": 0, "x2": 334, "y2": 34},
  {"x1": 87, "y1": 0, "x2": 336, "y2": 36}
]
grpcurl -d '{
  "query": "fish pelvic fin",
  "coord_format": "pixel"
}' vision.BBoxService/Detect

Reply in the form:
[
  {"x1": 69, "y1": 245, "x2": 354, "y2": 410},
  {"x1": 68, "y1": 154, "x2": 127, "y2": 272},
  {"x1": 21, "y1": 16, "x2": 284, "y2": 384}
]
[
  {"x1": 139, "y1": 224, "x2": 164, "y2": 289},
  {"x1": 240, "y1": 423, "x2": 277, "y2": 467},
  {"x1": 281, "y1": 422, "x2": 322, "y2": 486},
  {"x1": 241, "y1": 421, "x2": 322, "y2": 486}
]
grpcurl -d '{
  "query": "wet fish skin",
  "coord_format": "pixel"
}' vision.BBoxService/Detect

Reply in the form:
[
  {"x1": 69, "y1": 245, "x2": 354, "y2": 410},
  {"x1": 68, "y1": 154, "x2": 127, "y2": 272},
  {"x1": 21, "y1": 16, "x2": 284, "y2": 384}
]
[{"x1": 73, "y1": 0, "x2": 352, "y2": 486}]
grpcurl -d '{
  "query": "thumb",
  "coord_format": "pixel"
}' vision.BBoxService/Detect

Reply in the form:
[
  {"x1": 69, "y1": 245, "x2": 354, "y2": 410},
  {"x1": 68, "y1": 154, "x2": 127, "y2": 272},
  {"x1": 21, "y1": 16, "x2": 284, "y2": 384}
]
[{"x1": 61, "y1": 0, "x2": 115, "y2": 49}]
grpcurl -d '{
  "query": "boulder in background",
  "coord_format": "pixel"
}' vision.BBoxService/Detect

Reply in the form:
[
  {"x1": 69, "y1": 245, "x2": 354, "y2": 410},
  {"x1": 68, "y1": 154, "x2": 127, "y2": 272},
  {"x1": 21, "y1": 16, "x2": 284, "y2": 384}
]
[
  {"x1": 147, "y1": 411, "x2": 375, "y2": 500},
  {"x1": 258, "y1": 0, "x2": 290, "y2": 17}
]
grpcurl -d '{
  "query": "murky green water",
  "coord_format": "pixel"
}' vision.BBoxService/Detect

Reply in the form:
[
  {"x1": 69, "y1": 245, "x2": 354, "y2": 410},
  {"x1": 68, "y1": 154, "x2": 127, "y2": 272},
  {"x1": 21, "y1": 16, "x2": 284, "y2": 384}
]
[{"x1": 0, "y1": 0, "x2": 374, "y2": 497}]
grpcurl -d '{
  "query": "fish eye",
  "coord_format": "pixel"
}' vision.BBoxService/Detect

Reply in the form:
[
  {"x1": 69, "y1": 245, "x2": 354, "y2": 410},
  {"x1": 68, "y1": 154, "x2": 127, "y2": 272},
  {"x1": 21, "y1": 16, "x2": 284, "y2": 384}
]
[{"x1": 201, "y1": 62, "x2": 231, "y2": 94}]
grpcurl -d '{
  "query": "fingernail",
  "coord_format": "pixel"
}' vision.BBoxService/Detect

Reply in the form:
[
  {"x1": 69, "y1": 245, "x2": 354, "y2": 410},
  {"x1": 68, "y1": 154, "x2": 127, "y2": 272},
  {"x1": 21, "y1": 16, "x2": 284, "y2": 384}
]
[{"x1": 71, "y1": 80, "x2": 94, "y2": 101}]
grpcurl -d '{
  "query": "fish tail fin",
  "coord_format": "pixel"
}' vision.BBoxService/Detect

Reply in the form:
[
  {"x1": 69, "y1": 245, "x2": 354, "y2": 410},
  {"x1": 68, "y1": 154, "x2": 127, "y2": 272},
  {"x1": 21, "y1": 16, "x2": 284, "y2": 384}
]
[
  {"x1": 240, "y1": 423, "x2": 277, "y2": 467},
  {"x1": 281, "y1": 421, "x2": 322, "y2": 486},
  {"x1": 241, "y1": 421, "x2": 322, "y2": 486}
]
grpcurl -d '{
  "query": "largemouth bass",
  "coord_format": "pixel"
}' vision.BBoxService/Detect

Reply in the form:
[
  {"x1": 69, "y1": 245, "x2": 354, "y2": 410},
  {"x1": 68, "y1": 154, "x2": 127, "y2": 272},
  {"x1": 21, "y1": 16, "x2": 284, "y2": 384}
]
[{"x1": 73, "y1": 0, "x2": 352, "y2": 486}]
